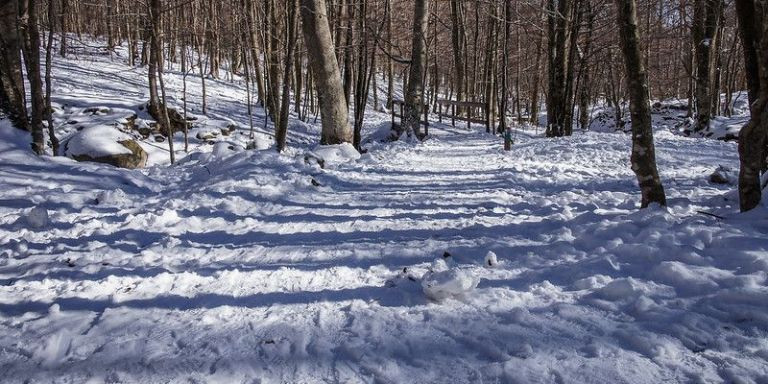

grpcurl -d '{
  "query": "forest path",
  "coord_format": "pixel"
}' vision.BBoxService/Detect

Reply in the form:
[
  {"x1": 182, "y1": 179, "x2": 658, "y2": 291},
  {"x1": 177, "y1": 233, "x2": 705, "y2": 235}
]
[{"x1": 2, "y1": 122, "x2": 766, "y2": 383}]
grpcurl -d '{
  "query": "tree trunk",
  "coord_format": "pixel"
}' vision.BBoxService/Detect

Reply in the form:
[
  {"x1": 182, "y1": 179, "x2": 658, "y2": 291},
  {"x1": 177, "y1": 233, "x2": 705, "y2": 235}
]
[
  {"x1": 450, "y1": 0, "x2": 466, "y2": 110},
  {"x1": 403, "y1": 0, "x2": 429, "y2": 139},
  {"x1": 45, "y1": 0, "x2": 60, "y2": 154},
  {"x1": 19, "y1": 0, "x2": 46, "y2": 154},
  {"x1": 735, "y1": 0, "x2": 767, "y2": 211},
  {"x1": 277, "y1": 0, "x2": 299, "y2": 152},
  {"x1": 0, "y1": 0, "x2": 29, "y2": 132},
  {"x1": 692, "y1": 0, "x2": 723, "y2": 133},
  {"x1": 60, "y1": 0, "x2": 68, "y2": 57},
  {"x1": 300, "y1": 0, "x2": 353, "y2": 145},
  {"x1": 546, "y1": 0, "x2": 575, "y2": 137},
  {"x1": 615, "y1": 0, "x2": 667, "y2": 208}
]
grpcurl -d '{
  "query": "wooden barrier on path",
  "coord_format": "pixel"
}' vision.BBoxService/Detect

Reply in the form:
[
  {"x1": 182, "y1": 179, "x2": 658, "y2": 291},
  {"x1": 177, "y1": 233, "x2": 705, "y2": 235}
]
[
  {"x1": 436, "y1": 99, "x2": 490, "y2": 132},
  {"x1": 391, "y1": 100, "x2": 430, "y2": 135}
]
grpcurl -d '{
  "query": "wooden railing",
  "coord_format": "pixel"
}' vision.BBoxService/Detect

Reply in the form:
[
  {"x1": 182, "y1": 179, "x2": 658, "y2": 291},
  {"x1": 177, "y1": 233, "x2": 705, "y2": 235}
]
[
  {"x1": 391, "y1": 100, "x2": 430, "y2": 133},
  {"x1": 436, "y1": 99, "x2": 489, "y2": 131}
]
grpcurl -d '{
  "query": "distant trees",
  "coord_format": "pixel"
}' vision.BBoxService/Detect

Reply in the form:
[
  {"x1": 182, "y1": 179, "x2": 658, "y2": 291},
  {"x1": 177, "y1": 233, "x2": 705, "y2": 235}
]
[{"x1": 1, "y1": 0, "x2": 763, "y2": 211}]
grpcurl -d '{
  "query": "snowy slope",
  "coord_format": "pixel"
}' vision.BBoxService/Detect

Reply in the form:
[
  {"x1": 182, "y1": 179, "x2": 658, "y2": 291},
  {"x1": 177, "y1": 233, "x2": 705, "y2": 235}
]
[{"x1": 1, "y1": 40, "x2": 768, "y2": 383}]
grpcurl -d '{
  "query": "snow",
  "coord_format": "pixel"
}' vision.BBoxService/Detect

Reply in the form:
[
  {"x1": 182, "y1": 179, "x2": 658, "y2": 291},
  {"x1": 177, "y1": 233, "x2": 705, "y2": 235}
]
[
  {"x1": 422, "y1": 265, "x2": 480, "y2": 300},
  {"x1": 308, "y1": 142, "x2": 362, "y2": 168},
  {"x1": 0, "y1": 38, "x2": 767, "y2": 383},
  {"x1": 484, "y1": 250, "x2": 499, "y2": 268},
  {"x1": 64, "y1": 125, "x2": 135, "y2": 158},
  {"x1": 21, "y1": 206, "x2": 50, "y2": 229}
]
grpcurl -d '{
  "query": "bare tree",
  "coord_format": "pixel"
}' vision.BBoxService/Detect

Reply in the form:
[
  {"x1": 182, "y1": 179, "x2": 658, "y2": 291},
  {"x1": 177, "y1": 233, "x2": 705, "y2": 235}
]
[
  {"x1": 615, "y1": 0, "x2": 667, "y2": 207},
  {"x1": 0, "y1": 0, "x2": 29, "y2": 132},
  {"x1": 403, "y1": 0, "x2": 429, "y2": 139},
  {"x1": 300, "y1": 0, "x2": 353, "y2": 145},
  {"x1": 735, "y1": 0, "x2": 767, "y2": 211},
  {"x1": 19, "y1": 0, "x2": 45, "y2": 154},
  {"x1": 692, "y1": 0, "x2": 724, "y2": 133}
]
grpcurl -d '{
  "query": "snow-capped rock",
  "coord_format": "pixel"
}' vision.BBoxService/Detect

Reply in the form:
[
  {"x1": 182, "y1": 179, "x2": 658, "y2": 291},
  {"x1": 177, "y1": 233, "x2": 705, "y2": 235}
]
[{"x1": 484, "y1": 251, "x2": 499, "y2": 268}]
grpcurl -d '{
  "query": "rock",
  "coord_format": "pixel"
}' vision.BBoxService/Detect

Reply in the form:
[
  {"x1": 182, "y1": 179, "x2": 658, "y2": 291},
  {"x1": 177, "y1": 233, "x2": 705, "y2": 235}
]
[
  {"x1": 65, "y1": 125, "x2": 149, "y2": 169},
  {"x1": 82, "y1": 106, "x2": 110, "y2": 116},
  {"x1": 147, "y1": 102, "x2": 190, "y2": 134},
  {"x1": 709, "y1": 165, "x2": 734, "y2": 185},
  {"x1": 154, "y1": 135, "x2": 165, "y2": 142},
  {"x1": 138, "y1": 126, "x2": 152, "y2": 138},
  {"x1": 196, "y1": 131, "x2": 219, "y2": 141},
  {"x1": 72, "y1": 139, "x2": 148, "y2": 169}
]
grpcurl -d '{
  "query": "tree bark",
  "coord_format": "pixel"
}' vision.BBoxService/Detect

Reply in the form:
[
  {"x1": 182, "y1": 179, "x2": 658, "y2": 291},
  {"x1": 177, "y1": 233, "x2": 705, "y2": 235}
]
[
  {"x1": 403, "y1": 0, "x2": 429, "y2": 139},
  {"x1": 450, "y1": 0, "x2": 466, "y2": 110},
  {"x1": 0, "y1": 0, "x2": 29, "y2": 132},
  {"x1": 735, "y1": 0, "x2": 767, "y2": 211},
  {"x1": 19, "y1": 0, "x2": 46, "y2": 154},
  {"x1": 692, "y1": 0, "x2": 723, "y2": 133},
  {"x1": 276, "y1": 0, "x2": 299, "y2": 152},
  {"x1": 546, "y1": 0, "x2": 575, "y2": 137},
  {"x1": 45, "y1": 0, "x2": 60, "y2": 154},
  {"x1": 300, "y1": 0, "x2": 353, "y2": 145},
  {"x1": 615, "y1": 0, "x2": 667, "y2": 208}
]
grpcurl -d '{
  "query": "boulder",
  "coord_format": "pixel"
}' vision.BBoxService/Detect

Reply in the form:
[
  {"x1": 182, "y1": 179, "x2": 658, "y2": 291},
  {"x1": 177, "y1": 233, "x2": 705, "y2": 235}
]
[
  {"x1": 65, "y1": 125, "x2": 148, "y2": 169},
  {"x1": 72, "y1": 139, "x2": 148, "y2": 169}
]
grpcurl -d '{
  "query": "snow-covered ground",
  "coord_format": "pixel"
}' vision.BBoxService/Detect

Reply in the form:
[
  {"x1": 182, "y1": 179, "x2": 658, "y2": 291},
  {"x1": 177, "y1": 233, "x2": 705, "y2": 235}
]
[{"x1": 1, "y1": 39, "x2": 767, "y2": 383}]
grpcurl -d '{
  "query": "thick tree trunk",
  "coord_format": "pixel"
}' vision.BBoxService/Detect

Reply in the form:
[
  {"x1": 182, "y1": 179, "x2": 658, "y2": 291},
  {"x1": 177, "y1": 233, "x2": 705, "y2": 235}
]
[
  {"x1": 615, "y1": 0, "x2": 667, "y2": 208},
  {"x1": 0, "y1": 0, "x2": 29, "y2": 132},
  {"x1": 735, "y1": 0, "x2": 767, "y2": 211},
  {"x1": 546, "y1": 0, "x2": 574, "y2": 137},
  {"x1": 403, "y1": 0, "x2": 429, "y2": 139},
  {"x1": 300, "y1": 0, "x2": 353, "y2": 145}
]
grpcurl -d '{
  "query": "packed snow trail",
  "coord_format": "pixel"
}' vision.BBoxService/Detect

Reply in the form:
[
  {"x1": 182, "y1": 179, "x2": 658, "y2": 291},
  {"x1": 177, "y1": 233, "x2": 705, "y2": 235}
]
[{"x1": 2, "y1": 120, "x2": 768, "y2": 383}]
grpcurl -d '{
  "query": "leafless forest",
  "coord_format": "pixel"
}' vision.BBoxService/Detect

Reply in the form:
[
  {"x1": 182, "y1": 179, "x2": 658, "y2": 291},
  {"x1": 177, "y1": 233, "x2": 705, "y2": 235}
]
[{"x1": 1, "y1": 0, "x2": 766, "y2": 208}]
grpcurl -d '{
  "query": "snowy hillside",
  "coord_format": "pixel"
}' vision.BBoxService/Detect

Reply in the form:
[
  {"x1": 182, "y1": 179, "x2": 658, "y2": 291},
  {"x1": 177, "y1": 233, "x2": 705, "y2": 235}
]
[{"x1": 1, "y1": 40, "x2": 768, "y2": 383}]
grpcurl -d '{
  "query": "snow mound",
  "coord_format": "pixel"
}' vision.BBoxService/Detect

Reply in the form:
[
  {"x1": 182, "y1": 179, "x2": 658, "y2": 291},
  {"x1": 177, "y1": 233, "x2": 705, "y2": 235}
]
[
  {"x1": 484, "y1": 251, "x2": 499, "y2": 268},
  {"x1": 308, "y1": 143, "x2": 361, "y2": 168},
  {"x1": 64, "y1": 125, "x2": 134, "y2": 158},
  {"x1": 23, "y1": 206, "x2": 50, "y2": 229},
  {"x1": 422, "y1": 259, "x2": 479, "y2": 301}
]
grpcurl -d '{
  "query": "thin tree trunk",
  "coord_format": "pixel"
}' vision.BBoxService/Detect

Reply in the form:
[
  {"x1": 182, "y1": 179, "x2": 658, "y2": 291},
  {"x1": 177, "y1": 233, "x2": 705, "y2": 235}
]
[
  {"x1": 45, "y1": 0, "x2": 59, "y2": 155},
  {"x1": 277, "y1": 0, "x2": 299, "y2": 152},
  {"x1": 19, "y1": 0, "x2": 46, "y2": 154}
]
